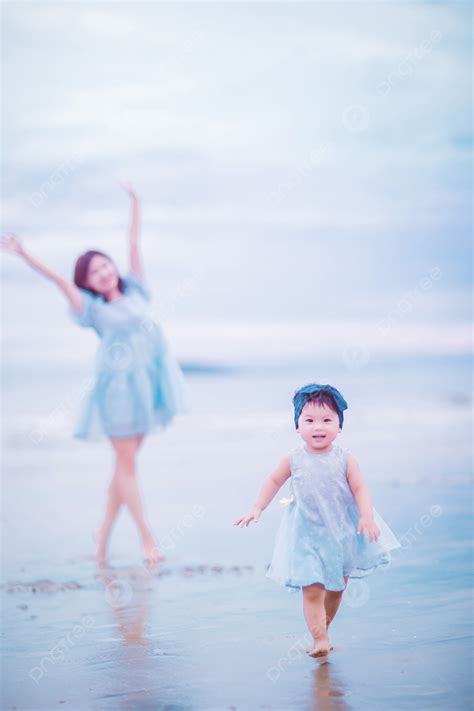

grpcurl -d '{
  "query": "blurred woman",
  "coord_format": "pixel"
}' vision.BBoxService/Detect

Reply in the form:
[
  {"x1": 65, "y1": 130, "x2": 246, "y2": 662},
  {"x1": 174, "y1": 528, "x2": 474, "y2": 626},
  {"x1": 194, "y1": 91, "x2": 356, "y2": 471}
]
[{"x1": 1, "y1": 182, "x2": 187, "y2": 566}]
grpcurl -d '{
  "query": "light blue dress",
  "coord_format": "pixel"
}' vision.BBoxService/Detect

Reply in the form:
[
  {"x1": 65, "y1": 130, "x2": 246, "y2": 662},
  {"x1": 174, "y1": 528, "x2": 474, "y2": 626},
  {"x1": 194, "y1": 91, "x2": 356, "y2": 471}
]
[
  {"x1": 266, "y1": 443, "x2": 401, "y2": 593},
  {"x1": 68, "y1": 271, "x2": 187, "y2": 441}
]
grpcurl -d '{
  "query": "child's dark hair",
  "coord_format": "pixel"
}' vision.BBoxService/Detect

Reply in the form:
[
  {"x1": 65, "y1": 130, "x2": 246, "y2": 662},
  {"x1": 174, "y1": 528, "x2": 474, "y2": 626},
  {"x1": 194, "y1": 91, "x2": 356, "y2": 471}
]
[
  {"x1": 304, "y1": 391, "x2": 340, "y2": 416},
  {"x1": 292, "y1": 383, "x2": 348, "y2": 429},
  {"x1": 73, "y1": 250, "x2": 125, "y2": 297}
]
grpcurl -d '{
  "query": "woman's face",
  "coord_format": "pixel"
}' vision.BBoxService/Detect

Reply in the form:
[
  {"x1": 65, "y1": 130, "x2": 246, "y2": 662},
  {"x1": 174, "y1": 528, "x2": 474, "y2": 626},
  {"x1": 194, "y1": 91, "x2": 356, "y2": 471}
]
[{"x1": 86, "y1": 254, "x2": 119, "y2": 294}]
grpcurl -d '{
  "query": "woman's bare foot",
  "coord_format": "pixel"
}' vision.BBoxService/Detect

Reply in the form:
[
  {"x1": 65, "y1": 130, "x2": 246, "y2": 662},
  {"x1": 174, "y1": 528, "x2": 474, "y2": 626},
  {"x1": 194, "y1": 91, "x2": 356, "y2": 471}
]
[
  {"x1": 143, "y1": 538, "x2": 165, "y2": 565},
  {"x1": 96, "y1": 544, "x2": 108, "y2": 566},
  {"x1": 95, "y1": 529, "x2": 109, "y2": 566}
]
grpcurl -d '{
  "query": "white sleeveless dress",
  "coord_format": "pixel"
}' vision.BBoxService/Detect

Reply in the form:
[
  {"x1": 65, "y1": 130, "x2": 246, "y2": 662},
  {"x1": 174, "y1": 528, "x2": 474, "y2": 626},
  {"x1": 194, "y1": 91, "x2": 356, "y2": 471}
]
[{"x1": 266, "y1": 443, "x2": 401, "y2": 592}]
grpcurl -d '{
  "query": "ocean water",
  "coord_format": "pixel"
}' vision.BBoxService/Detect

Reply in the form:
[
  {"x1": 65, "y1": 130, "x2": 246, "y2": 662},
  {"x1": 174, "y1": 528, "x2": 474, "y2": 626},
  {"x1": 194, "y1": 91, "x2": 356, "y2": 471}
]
[
  {"x1": 2, "y1": 353, "x2": 472, "y2": 487},
  {"x1": 2, "y1": 354, "x2": 471, "y2": 567},
  {"x1": 3, "y1": 352, "x2": 471, "y2": 414},
  {"x1": 1, "y1": 354, "x2": 472, "y2": 709}
]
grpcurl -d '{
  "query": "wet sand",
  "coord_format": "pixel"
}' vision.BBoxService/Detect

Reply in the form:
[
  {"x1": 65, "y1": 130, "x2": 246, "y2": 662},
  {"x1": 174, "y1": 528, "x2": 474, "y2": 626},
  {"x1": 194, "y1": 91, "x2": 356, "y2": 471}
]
[{"x1": 2, "y1": 388, "x2": 473, "y2": 710}]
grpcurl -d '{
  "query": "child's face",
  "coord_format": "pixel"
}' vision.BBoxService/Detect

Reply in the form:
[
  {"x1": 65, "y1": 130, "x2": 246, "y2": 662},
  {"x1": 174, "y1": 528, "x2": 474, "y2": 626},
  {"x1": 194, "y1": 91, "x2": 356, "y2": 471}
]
[{"x1": 297, "y1": 401, "x2": 341, "y2": 452}]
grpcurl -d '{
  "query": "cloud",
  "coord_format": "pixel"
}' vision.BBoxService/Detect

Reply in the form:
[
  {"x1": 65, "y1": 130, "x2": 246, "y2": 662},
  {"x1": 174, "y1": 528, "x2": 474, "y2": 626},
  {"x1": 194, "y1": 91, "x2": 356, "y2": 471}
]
[
  {"x1": 2, "y1": 1, "x2": 471, "y2": 334},
  {"x1": 79, "y1": 8, "x2": 141, "y2": 37},
  {"x1": 2, "y1": 309, "x2": 471, "y2": 370}
]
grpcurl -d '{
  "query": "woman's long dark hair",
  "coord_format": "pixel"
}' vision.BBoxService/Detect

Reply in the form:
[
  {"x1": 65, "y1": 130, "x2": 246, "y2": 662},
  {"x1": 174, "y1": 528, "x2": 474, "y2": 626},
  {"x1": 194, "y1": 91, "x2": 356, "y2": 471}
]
[{"x1": 73, "y1": 250, "x2": 125, "y2": 298}]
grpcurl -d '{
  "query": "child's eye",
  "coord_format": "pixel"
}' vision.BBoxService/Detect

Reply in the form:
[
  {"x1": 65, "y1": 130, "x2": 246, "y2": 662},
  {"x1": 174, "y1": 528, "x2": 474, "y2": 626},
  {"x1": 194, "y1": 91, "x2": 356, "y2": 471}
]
[{"x1": 324, "y1": 419, "x2": 331, "y2": 422}]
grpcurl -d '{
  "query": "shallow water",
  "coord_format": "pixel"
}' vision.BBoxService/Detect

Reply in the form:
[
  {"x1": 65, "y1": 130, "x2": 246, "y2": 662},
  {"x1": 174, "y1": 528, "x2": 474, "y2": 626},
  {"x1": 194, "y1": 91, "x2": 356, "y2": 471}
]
[
  {"x1": 2, "y1": 485, "x2": 473, "y2": 710},
  {"x1": 2, "y1": 365, "x2": 473, "y2": 709}
]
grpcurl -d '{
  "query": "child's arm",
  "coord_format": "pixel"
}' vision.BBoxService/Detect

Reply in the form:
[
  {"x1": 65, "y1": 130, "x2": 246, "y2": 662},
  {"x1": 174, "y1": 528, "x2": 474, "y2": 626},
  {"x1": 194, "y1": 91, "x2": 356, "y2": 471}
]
[
  {"x1": 1, "y1": 233, "x2": 83, "y2": 314},
  {"x1": 234, "y1": 455, "x2": 291, "y2": 528},
  {"x1": 119, "y1": 181, "x2": 143, "y2": 281},
  {"x1": 346, "y1": 452, "x2": 381, "y2": 543}
]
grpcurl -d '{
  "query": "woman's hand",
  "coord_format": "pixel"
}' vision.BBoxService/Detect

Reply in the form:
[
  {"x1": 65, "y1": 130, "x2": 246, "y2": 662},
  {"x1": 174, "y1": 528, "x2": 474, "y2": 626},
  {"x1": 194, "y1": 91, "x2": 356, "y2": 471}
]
[
  {"x1": 357, "y1": 517, "x2": 380, "y2": 543},
  {"x1": 1, "y1": 233, "x2": 26, "y2": 258},
  {"x1": 234, "y1": 506, "x2": 262, "y2": 528},
  {"x1": 1, "y1": 233, "x2": 81, "y2": 310},
  {"x1": 119, "y1": 180, "x2": 143, "y2": 279},
  {"x1": 118, "y1": 180, "x2": 137, "y2": 199}
]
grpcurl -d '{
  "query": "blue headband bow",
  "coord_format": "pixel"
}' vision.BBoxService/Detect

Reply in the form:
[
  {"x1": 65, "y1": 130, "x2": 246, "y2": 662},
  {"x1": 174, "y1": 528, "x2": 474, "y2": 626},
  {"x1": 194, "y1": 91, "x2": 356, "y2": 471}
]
[{"x1": 293, "y1": 383, "x2": 348, "y2": 429}]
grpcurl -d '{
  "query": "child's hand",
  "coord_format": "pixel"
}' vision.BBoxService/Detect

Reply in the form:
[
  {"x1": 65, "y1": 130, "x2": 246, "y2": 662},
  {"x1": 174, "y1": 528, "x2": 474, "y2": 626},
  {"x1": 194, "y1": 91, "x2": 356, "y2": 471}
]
[
  {"x1": 357, "y1": 517, "x2": 380, "y2": 543},
  {"x1": 234, "y1": 506, "x2": 262, "y2": 528}
]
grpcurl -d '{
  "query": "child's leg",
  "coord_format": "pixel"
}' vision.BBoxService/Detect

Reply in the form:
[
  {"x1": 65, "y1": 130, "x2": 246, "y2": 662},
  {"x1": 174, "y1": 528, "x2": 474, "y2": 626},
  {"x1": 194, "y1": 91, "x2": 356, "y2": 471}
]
[
  {"x1": 324, "y1": 575, "x2": 349, "y2": 629},
  {"x1": 302, "y1": 582, "x2": 331, "y2": 657}
]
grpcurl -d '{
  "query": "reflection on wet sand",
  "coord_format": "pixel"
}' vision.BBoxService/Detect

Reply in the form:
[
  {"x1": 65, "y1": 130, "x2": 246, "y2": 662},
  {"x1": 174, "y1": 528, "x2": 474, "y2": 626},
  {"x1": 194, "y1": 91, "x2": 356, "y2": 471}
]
[
  {"x1": 309, "y1": 661, "x2": 351, "y2": 711},
  {"x1": 95, "y1": 562, "x2": 160, "y2": 647},
  {"x1": 93, "y1": 561, "x2": 171, "y2": 710}
]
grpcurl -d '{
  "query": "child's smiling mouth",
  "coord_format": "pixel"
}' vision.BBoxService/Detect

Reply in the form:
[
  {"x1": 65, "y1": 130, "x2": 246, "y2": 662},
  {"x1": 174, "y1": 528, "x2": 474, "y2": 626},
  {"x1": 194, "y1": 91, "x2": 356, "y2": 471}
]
[{"x1": 312, "y1": 434, "x2": 326, "y2": 440}]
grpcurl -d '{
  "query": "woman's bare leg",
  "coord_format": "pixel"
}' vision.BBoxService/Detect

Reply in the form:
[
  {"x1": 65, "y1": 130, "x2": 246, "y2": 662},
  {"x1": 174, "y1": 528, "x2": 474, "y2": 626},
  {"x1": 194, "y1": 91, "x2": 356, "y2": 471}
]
[
  {"x1": 96, "y1": 435, "x2": 149, "y2": 564},
  {"x1": 110, "y1": 435, "x2": 161, "y2": 563},
  {"x1": 96, "y1": 471, "x2": 122, "y2": 564},
  {"x1": 302, "y1": 582, "x2": 331, "y2": 658}
]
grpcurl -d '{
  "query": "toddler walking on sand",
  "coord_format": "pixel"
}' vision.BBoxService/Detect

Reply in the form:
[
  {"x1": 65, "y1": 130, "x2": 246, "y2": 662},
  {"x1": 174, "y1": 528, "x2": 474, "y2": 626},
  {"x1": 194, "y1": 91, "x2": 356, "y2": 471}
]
[{"x1": 234, "y1": 383, "x2": 401, "y2": 661}]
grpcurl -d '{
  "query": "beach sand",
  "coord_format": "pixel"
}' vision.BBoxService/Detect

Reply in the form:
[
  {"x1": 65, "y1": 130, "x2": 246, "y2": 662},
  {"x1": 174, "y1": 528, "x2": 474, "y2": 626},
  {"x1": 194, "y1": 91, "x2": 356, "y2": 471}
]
[{"x1": 2, "y1": 369, "x2": 473, "y2": 710}]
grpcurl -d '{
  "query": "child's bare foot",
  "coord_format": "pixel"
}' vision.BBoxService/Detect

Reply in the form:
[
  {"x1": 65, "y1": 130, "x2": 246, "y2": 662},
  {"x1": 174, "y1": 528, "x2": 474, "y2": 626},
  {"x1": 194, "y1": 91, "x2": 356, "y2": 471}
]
[
  {"x1": 307, "y1": 637, "x2": 332, "y2": 659},
  {"x1": 325, "y1": 621, "x2": 334, "y2": 651},
  {"x1": 308, "y1": 638, "x2": 334, "y2": 653}
]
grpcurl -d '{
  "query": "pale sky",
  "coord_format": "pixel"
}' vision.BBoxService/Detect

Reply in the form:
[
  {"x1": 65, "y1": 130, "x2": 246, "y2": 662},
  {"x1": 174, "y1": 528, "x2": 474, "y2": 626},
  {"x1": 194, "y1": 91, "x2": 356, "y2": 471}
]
[{"x1": 1, "y1": 1, "x2": 471, "y2": 366}]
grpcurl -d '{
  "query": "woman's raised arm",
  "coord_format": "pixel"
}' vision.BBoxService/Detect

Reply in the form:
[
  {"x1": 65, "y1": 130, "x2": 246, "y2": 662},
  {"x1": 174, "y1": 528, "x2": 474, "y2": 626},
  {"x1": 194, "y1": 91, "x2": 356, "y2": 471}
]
[
  {"x1": 119, "y1": 181, "x2": 144, "y2": 281},
  {"x1": 1, "y1": 233, "x2": 83, "y2": 314}
]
